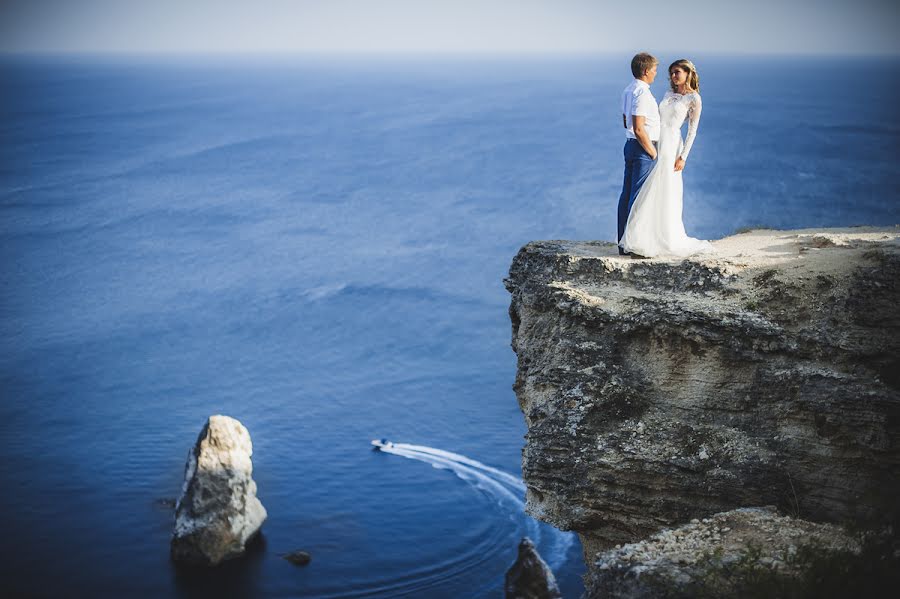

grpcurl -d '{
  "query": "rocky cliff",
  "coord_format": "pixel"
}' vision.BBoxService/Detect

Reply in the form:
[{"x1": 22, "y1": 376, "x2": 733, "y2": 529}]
[{"x1": 504, "y1": 227, "x2": 899, "y2": 593}]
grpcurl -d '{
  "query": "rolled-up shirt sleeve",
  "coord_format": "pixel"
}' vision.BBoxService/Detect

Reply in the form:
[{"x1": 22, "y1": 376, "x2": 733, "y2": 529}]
[{"x1": 631, "y1": 89, "x2": 656, "y2": 118}]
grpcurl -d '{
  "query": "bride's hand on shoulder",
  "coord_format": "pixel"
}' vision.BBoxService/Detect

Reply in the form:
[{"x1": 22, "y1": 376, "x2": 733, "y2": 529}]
[{"x1": 674, "y1": 157, "x2": 685, "y2": 172}]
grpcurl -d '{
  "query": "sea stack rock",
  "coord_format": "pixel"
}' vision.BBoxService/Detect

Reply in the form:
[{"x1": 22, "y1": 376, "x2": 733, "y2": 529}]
[
  {"x1": 505, "y1": 537, "x2": 562, "y2": 599},
  {"x1": 171, "y1": 415, "x2": 267, "y2": 566},
  {"x1": 504, "y1": 227, "x2": 900, "y2": 594}
]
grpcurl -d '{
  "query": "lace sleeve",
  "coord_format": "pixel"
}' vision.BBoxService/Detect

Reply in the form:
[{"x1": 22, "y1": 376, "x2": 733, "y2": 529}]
[{"x1": 680, "y1": 93, "x2": 702, "y2": 161}]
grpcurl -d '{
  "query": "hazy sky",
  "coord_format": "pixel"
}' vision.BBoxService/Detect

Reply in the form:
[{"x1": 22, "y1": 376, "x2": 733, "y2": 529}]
[{"x1": 1, "y1": 0, "x2": 898, "y2": 55}]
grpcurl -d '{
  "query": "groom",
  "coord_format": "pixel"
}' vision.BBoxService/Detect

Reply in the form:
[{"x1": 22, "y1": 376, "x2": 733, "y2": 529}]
[{"x1": 617, "y1": 52, "x2": 660, "y2": 255}]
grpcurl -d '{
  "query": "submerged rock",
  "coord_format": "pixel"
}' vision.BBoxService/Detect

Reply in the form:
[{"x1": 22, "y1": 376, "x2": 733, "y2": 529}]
[
  {"x1": 504, "y1": 227, "x2": 900, "y2": 592},
  {"x1": 171, "y1": 415, "x2": 267, "y2": 566},
  {"x1": 505, "y1": 537, "x2": 562, "y2": 599},
  {"x1": 283, "y1": 550, "x2": 312, "y2": 566}
]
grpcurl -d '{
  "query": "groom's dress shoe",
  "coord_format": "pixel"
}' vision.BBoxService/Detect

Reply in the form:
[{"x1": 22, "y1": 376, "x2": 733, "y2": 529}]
[{"x1": 630, "y1": 253, "x2": 650, "y2": 259}]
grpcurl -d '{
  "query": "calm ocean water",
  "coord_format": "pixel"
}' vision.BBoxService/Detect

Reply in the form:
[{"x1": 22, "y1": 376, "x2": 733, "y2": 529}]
[{"x1": 1, "y1": 54, "x2": 898, "y2": 598}]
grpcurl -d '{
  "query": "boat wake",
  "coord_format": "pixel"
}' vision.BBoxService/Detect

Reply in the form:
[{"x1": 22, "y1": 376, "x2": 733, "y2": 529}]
[{"x1": 372, "y1": 440, "x2": 574, "y2": 571}]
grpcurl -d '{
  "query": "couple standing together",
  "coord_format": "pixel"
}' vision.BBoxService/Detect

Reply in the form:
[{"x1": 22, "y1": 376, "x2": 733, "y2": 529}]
[{"x1": 617, "y1": 53, "x2": 713, "y2": 258}]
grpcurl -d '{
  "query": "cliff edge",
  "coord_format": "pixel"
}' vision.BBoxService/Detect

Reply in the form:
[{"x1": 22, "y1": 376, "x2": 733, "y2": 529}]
[{"x1": 504, "y1": 227, "x2": 899, "y2": 594}]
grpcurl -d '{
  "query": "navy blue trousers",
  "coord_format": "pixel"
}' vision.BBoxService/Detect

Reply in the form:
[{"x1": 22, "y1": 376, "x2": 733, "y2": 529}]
[{"x1": 617, "y1": 139, "x2": 656, "y2": 254}]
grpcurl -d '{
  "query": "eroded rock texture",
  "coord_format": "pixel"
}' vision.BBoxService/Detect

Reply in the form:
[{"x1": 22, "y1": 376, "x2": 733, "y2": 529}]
[
  {"x1": 504, "y1": 228, "x2": 899, "y2": 575},
  {"x1": 171, "y1": 415, "x2": 268, "y2": 566},
  {"x1": 587, "y1": 507, "x2": 861, "y2": 599}
]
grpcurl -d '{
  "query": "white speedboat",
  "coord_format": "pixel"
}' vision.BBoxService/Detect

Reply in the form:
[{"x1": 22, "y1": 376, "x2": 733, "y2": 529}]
[{"x1": 371, "y1": 438, "x2": 394, "y2": 450}]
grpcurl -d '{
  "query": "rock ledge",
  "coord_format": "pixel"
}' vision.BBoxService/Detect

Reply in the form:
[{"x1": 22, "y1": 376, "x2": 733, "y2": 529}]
[{"x1": 505, "y1": 227, "x2": 900, "y2": 593}]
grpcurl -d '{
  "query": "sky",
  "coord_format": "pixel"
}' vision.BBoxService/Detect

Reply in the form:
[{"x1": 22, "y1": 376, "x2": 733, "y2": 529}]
[{"x1": 1, "y1": 0, "x2": 898, "y2": 55}]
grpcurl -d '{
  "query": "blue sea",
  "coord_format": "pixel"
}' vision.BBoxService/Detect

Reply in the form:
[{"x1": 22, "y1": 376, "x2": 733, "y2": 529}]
[{"x1": 1, "y1": 54, "x2": 898, "y2": 598}]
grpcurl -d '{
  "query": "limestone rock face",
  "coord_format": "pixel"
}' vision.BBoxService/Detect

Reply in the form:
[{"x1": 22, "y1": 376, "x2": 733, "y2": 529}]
[
  {"x1": 171, "y1": 415, "x2": 268, "y2": 566},
  {"x1": 504, "y1": 228, "x2": 899, "y2": 573},
  {"x1": 505, "y1": 537, "x2": 563, "y2": 599},
  {"x1": 587, "y1": 507, "x2": 861, "y2": 599}
]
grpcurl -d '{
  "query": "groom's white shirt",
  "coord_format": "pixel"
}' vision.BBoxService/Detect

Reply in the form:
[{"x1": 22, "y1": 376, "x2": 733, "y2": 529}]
[{"x1": 622, "y1": 79, "x2": 660, "y2": 142}]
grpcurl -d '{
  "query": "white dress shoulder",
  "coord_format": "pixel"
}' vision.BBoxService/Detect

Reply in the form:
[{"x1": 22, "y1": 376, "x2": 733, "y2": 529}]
[{"x1": 620, "y1": 91, "x2": 713, "y2": 258}]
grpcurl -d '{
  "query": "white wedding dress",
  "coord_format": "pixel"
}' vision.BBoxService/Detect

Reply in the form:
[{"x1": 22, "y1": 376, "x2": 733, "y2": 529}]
[{"x1": 620, "y1": 91, "x2": 714, "y2": 257}]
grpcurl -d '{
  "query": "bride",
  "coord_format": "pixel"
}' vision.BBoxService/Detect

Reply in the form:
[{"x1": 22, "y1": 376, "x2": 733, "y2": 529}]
[{"x1": 620, "y1": 59, "x2": 713, "y2": 258}]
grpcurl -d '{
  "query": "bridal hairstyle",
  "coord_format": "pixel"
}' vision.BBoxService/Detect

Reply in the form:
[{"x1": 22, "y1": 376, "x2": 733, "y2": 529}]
[
  {"x1": 630, "y1": 53, "x2": 658, "y2": 78},
  {"x1": 668, "y1": 59, "x2": 700, "y2": 93}
]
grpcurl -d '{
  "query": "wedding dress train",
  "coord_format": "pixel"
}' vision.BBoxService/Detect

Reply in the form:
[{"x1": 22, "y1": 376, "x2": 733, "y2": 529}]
[{"x1": 620, "y1": 91, "x2": 713, "y2": 258}]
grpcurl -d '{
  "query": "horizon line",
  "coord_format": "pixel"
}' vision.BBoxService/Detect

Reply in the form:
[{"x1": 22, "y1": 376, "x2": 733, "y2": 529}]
[{"x1": 3, "y1": 49, "x2": 900, "y2": 59}]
